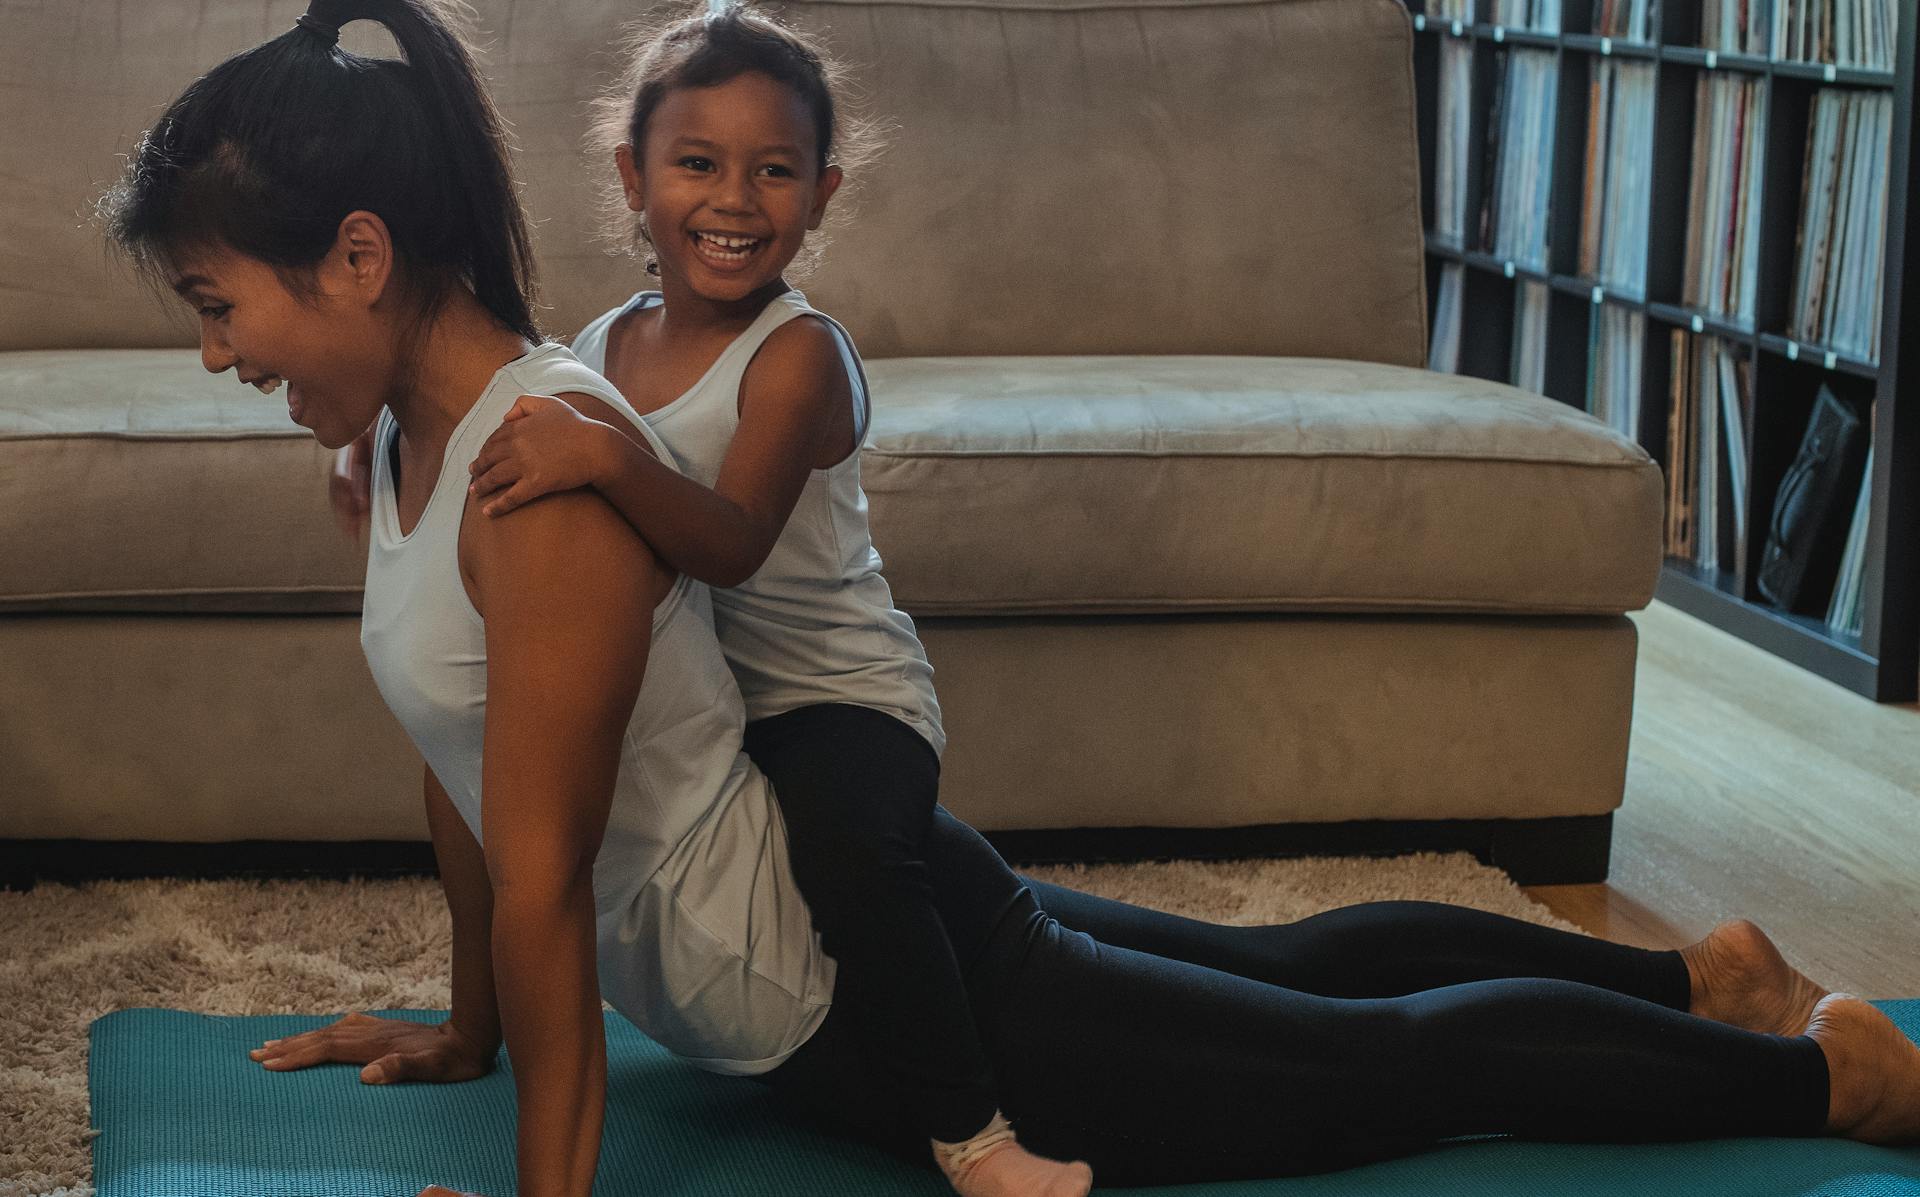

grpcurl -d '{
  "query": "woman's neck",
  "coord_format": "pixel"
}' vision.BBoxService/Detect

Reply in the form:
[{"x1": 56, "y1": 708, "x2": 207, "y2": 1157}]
[{"x1": 385, "y1": 293, "x2": 536, "y2": 457}]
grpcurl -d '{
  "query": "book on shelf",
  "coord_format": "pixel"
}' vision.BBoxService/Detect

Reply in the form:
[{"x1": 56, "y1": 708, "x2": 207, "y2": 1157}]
[
  {"x1": 1664, "y1": 332, "x2": 1752, "y2": 577},
  {"x1": 1485, "y1": 0, "x2": 1561, "y2": 32},
  {"x1": 1756, "y1": 385, "x2": 1872, "y2": 615},
  {"x1": 1430, "y1": 262, "x2": 1466, "y2": 373},
  {"x1": 1827, "y1": 444, "x2": 1875, "y2": 637},
  {"x1": 1482, "y1": 47, "x2": 1557, "y2": 270},
  {"x1": 1702, "y1": 0, "x2": 1769, "y2": 54},
  {"x1": 1792, "y1": 89, "x2": 1892, "y2": 362},
  {"x1": 1435, "y1": 38, "x2": 1473, "y2": 245},
  {"x1": 1427, "y1": 0, "x2": 1476, "y2": 21},
  {"x1": 1511, "y1": 280, "x2": 1550, "y2": 393},
  {"x1": 1591, "y1": 0, "x2": 1652, "y2": 41},
  {"x1": 1683, "y1": 74, "x2": 1767, "y2": 326},
  {"x1": 1774, "y1": 0, "x2": 1900, "y2": 70},
  {"x1": 1588, "y1": 303, "x2": 1644, "y2": 441},
  {"x1": 1579, "y1": 59, "x2": 1654, "y2": 294}
]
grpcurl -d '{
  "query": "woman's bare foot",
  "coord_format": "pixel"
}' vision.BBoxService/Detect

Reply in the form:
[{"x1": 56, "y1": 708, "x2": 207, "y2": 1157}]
[
  {"x1": 941, "y1": 1140, "x2": 1093, "y2": 1197},
  {"x1": 1806, "y1": 993, "x2": 1920, "y2": 1144},
  {"x1": 1681, "y1": 920, "x2": 1829, "y2": 1036}
]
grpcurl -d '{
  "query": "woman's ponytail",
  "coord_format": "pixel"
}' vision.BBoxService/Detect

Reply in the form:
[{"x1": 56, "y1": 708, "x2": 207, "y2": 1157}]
[{"x1": 105, "y1": 0, "x2": 539, "y2": 343}]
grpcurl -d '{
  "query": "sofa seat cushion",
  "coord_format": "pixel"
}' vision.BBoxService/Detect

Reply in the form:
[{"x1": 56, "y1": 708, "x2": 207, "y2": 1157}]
[
  {"x1": 1, "y1": 350, "x2": 1662, "y2": 616},
  {"x1": 0, "y1": 350, "x2": 363, "y2": 613},
  {"x1": 860, "y1": 356, "x2": 1664, "y2": 616}
]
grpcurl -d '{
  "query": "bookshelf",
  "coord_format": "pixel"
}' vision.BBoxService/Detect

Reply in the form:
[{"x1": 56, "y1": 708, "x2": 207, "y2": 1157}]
[{"x1": 1409, "y1": 0, "x2": 1920, "y2": 701}]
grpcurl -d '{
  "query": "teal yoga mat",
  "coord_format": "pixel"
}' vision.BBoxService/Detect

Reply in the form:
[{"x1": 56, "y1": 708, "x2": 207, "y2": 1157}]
[{"x1": 91, "y1": 1001, "x2": 1920, "y2": 1196}]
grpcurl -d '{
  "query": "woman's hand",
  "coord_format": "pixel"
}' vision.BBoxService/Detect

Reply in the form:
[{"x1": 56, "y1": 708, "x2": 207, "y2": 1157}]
[
  {"x1": 330, "y1": 425, "x2": 376, "y2": 540},
  {"x1": 417, "y1": 1187, "x2": 487, "y2": 1196},
  {"x1": 247, "y1": 1011, "x2": 496, "y2": 1085},
  {"x1": 468, "y1": 394, "x2": 621, "y2": 518}
]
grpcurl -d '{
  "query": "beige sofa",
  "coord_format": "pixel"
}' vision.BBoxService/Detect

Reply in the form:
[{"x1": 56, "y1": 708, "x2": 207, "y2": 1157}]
[{"x1": 0, "y1": 0, "x2": 1662, "y2": 885}]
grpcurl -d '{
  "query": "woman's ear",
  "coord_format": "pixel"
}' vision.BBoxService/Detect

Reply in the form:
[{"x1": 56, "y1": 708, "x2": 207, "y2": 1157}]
[
  {"x1": 330, "y1": 210, "x2": 396, "y2": 306},
  {"x1": 807, "y1": 165, "x2": 844, "y2": 231},
  {"x1": 615, "y1": 143, "x2": 646, "y2": 214}
]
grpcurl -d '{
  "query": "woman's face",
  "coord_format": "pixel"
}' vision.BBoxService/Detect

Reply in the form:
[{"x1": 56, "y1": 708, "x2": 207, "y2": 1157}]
[
  {"x1": 619, "y1": 71, "x2": 843, "y2": 304},
  {"x1": 168, "y1": 240, "x2": 392, "y2": 450}
]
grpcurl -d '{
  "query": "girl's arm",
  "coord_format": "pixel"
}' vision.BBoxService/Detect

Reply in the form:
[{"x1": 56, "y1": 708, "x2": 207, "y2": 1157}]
[
  {"x1": 467, "y1": 317, "x2": 854, "y2": 588},
  {"x1": 461, "y1": 430, "x2": 674, "y2": 1197}
]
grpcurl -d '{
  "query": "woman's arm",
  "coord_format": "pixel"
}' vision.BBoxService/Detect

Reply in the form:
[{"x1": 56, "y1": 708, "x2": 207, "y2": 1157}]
[
  {"x1": 460, "y1": 459, "x2": 673, "y2": 1197},
  {"x1": 423, "y1": 765, "x2": 503, "y2": 1059},
  {"x1": 467, "y1": 317, "x2": 855, "y2": 587}
]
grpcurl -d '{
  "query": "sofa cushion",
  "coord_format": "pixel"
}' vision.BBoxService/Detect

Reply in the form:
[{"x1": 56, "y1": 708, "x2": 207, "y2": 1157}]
[
  {"x1": 0, "y1": 350, "x2": 1661, "y2": 616},
  {"x1": 862, "y1": 357, "x2": 1664, "y2": 615},
  {"x1": 0, "y1": 350, "x2": 364, "y2": 614},
  {"x1": 3, "y1": 0, "x2": 1424, "y2": 367}
]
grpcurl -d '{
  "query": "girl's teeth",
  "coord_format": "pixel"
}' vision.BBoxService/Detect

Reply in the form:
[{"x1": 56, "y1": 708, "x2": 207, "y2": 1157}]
[
  {"x1": 695, "y1": 233, "x2": 759, "y2": 261},
  {"x1": 254, "y1": 378, "x2": 282, "y2": 395}
]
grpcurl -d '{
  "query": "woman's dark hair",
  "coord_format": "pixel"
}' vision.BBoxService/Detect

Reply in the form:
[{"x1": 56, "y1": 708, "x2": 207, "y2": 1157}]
[
  {"x1": 585, "y1": 1, "x2": 883, "y2": 275},
  {"x1": 102, "y1": 0, "x2": 539, "y2": 342}
]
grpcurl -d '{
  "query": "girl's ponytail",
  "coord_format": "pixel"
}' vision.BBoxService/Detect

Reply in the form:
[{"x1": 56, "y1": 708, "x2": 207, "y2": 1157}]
[{"x1": 105, "y1": 0, "x2": 539, "y2": 343}]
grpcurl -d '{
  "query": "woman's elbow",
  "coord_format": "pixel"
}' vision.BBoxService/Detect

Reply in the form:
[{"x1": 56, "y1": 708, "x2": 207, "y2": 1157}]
[{"x1": 486, "y1": 854, "x2": 596, "y2": 912}]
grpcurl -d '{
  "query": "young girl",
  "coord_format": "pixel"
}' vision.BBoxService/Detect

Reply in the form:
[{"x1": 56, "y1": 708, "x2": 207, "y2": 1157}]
[
  {"x1": 414, "y1": 6, "x2": 1095, "y2": 1194},
  {"x1": 118, "y1": 4, "x2": 1919, "y2": 1196}
]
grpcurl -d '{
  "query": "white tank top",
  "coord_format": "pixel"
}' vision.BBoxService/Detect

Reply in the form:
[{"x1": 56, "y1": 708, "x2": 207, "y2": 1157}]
[
  {"x1": 571, "y1": 290, "x2": 945, "y2": 756},
  {"x1": 358, "y1": 341, "x2": 834, "y2": 1076}
]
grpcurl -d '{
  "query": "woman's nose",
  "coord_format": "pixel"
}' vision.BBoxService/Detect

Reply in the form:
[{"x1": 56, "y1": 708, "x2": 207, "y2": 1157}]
[{"x1": 199, "y1": 331, "x2": 238, "y2": 376}]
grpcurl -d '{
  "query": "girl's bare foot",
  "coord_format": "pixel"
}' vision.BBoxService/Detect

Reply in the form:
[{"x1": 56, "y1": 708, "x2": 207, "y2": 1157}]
[
  {"x1": 1806, "y1": 993, "x2": 1920, "y2": 1144},
  {"x1": 934, "y1": 1114, "x2": 1093, "y2": 1197},
  {"x1": 1681, "y1": 920, "x2": 1829, "y2": 1036},
  {"x1": 943, "y1": 1141, "x2": 1093, "y2": 1197}
]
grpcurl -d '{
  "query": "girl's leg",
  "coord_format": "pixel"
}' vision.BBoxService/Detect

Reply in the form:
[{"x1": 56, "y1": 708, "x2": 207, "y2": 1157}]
[
  {"x1": 743, "y1": 704, "x2": 997, "y2": 1144},
  {"x1": 1021, "y1": 878, "x2": 1690, "y2": 1008},
  {"x1": 920, "y1": 812, "x2": 1830, "y2": 1185}
]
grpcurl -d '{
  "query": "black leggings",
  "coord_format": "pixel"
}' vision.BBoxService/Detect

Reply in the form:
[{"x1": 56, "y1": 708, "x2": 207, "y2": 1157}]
[
  {"x1": 744, "y1": 703, "x2": 998, "y2": 1142},
  {"x1": 763, "y1": 808, "x2": 1831, "y2": 1185}
]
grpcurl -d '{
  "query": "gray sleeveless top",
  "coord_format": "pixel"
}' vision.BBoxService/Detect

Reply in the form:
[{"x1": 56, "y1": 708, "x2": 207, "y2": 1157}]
[
  {"x1": 572, "y1": 290, "x2": 945, "y2": 756},
  {"x1": 359, "y1": 341, "x2": 833, "y2": 1075}
]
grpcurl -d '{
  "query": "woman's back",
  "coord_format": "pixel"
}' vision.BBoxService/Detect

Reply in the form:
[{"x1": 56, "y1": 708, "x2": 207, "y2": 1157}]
[{"x1": 359, "y1": 341, "x2": 834, "y2": 1074}]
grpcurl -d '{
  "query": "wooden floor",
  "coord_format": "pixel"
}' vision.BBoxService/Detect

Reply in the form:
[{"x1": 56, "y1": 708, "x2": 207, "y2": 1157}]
[{"x1": 1524, "y1": 601, "x2": 1920, "y2": 999}]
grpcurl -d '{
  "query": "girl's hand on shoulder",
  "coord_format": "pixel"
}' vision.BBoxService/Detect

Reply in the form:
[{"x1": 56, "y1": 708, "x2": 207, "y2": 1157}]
[
  {"x1": 330, "y1": 424, "x2": 376, "y2": 540},
  {"x1": 468, "y1": 394, "x2": 620, "y2": 518},
  {"x1": 247, "y1": 1010, "x2": 496, "y2": 1085}
]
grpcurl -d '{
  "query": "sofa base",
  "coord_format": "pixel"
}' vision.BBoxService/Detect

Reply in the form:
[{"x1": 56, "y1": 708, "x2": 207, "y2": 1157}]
[
  {"x1": 1, "y1": 611, "x2": 1637, "y2": 849},
  {"x1": 0, "y1": 812, "x2": 1609, "y2": 890}
]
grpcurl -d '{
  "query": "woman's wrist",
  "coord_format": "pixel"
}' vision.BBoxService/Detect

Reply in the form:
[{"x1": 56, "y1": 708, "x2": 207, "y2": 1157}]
[{"x1": 441, "y1": 1015, "x2": 501, "y2": 1063}]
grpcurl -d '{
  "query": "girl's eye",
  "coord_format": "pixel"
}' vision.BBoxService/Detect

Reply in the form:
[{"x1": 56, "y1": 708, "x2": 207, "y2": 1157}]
[
  {"x1": 677, "y1": 156, "x2": 714, "y2": 172},
  {"x1": 198, "y1": 305, "x2": 231, "y2": 320},
  {"x1": 758, "y1": 164, "x2": 794, "y2": 178}
]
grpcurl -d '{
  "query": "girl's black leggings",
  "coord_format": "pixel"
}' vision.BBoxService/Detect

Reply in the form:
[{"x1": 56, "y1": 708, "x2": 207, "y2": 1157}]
[
  {"x1": 762, "y1": 806, "x2": 1832, "y2": 1185},
  {"x1": 744, "y1": 702, "x2": 999, "y2": 1142}
]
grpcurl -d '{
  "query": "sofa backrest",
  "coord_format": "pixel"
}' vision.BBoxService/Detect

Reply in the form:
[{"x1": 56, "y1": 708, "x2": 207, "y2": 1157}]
[{"x1": 1, "y1": 0, "x2": 1424, "y2": 365}]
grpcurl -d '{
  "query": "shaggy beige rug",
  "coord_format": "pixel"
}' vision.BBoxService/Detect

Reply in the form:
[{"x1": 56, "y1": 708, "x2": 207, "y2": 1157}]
[{"x1": 0, "y1": 854, "x2": 1581, "y2": 1197}]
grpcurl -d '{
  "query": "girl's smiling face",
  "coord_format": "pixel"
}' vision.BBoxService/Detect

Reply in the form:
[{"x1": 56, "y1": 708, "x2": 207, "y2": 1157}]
[
  {"x1": 618, "y1": 70, "x2": 842, "y2": 305},
  {"x1": 167, "y1": 218, "x2": 398, "y2": 450}
]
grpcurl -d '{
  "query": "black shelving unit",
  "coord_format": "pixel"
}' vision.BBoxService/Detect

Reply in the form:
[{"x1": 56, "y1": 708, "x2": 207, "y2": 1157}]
[{"x1": 1409, "y1": 1, "x2": 1920, "y2": 701}]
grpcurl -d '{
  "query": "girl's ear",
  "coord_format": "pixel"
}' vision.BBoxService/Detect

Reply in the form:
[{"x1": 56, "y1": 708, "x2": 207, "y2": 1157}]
[
  {"x1": 807, "y1": 165, "x2": 844, "y2": 231},
  {"x1": 331, "y1": 210, "x2": 396, "y2": 306},
  {"x1": 615, "y1": 143, "x2": 647, "y2": 214}
]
